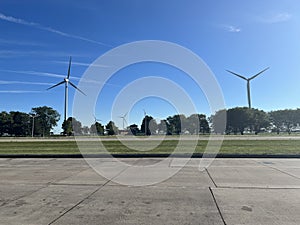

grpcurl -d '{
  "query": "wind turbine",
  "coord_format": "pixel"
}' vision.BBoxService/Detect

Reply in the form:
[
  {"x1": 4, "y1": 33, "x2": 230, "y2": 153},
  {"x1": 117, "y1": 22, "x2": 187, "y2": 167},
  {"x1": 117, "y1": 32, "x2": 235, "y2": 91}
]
[
  {"x1": 47, "y1": 57, "x2": 86, "y2": 121},
  {"x1": 93, "y1": 115, "x2": 102, "y2": 123},
  {"x1": 226, "y1": 67, "x2": 269, "y2": 108},
  {"x1": 119, "y1": 112, "x2": 128, "y2": 130}
]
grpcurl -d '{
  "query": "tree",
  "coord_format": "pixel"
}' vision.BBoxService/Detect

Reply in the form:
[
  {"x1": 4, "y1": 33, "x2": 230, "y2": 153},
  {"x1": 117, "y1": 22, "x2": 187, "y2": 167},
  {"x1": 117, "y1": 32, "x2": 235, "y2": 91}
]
[
  {"x1": 250, "y1": 108, "x2": 270, "y2": 134},
  {"x1": 157, "y1": 120, "x2": 168, "y2": 134},
  {"x1": 166, "y1": 114, "x2": 186, "y2": 135},
  {"x1": 31, "y1": 106, "x2": 60, "y2": 136},
  {"x1": 186, "y1": 114, "x2": 210, "y2": 134},
  {"x1": 90, "y1": 122, "x2": 104, "y2": 135},
  {"x1": 199, "y1": 114, "x2": 210, "y2": 134},
  {"x1": 0, "y1": 111, "x2": 11, "y2": 136},
  {"x1": 62, "y1": 117, "x2": 83, "y2": 136},
  {"x1": 269, "y1": 109, "x2": 300, "y2": 133},
  {"x1": 129, "y1": 124, "x2": 139, "y2": 136},
  {"x1": 149, "y1": 119, "x2": 158, "y2": 135},
  {"x1": 10, "y1": 111, "x2": 31, "y2": 136},
  {"x1": 106, "y1": 121, "x2": 118, "y2": 135},
  {"x1": 82, "y1": 126, "x2": 90, "y2": 135},
  {"x1": 211, "y1": 107, "x2": 270, "y2": 135},
  {"x1": 210, "y1": 109, "x2": 227, "y2": 134},
  {"x1": 141, "y1": 115, "x2": 154, "y2": 135},
  {"x1": 62, "y1": 119, "x2": 72, "y2": 136},
  {"x1": 227, "y1": 107, "x2": 252, "y2": 135}
]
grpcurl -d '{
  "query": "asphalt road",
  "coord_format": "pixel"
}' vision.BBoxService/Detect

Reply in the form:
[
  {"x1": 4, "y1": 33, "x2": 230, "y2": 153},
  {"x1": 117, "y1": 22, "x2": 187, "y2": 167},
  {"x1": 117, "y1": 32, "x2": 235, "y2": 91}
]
[{"x1": 0, "y1": 158, "x2": 299, "y2": 224}]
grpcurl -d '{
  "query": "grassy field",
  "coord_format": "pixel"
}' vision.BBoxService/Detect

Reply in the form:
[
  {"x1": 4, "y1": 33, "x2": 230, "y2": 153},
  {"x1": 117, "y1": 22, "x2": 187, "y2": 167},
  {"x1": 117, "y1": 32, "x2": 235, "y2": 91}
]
[{"x1": 0, "y1": 138, "x2": 300, "y2": 155}]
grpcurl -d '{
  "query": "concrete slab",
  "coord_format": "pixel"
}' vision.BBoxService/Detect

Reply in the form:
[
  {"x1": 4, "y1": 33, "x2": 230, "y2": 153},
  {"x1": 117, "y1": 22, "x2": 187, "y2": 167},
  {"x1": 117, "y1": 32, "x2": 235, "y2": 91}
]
[
  {"x1": 55, "y1": 168, "x2": 108, "y2": 185},
  {"x1": 207, "y1": 165, "x2": 300, "y2": 188},
  {"x1": 0, "y1": 184, "x2": 45, "y2": 207},
  {"x1": 254, "y1": 159, "x2": 300, "y2": 179},
  {"x1": 0, "y1": 166, "x2": 84, "y2": 185},
  {"x1": 255, "y1": 159, "x2": 300, "y2": 168},
  {"x1": 156, "y1": 167, "x2": 214, "y2": 188},
  {"x1": 0, "y1": 184, "x2": 99, "y2": 225},
  {"x1": 170, "y1": 158, "x2": 261, "y2": 168},
  {"x1": 1, "y1": 158, "x2": 300, "y2": 224},
  {"x1": 51, "y1": 185, "x2": 224, "y2": 225},
  {"x1": 212, "y1": 188, "x2": 300, "y2": 225}
]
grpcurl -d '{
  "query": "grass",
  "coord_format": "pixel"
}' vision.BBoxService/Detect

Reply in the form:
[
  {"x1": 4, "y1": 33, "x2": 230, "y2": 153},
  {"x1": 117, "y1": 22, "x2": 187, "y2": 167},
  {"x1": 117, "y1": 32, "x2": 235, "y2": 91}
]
[{"x1": 0, "y1": 139, "x2": 300, "y2": 155}]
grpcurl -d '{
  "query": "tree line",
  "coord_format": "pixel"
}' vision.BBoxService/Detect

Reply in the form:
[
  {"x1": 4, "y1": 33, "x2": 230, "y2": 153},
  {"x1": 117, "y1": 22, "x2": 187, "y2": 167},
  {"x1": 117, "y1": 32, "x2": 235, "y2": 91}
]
[
  {"x1": 61, "y1": 114, "x2": 210, "y2": 136},
  {"x1": 211, "y1": 107, "x2": 300, "y2": 135},
  {"x1": 1, "y1": 106, "x2": 300, "y2": 137},
  {"x1": 0, "y1": 106, "x2": 60, "y2": 137}
]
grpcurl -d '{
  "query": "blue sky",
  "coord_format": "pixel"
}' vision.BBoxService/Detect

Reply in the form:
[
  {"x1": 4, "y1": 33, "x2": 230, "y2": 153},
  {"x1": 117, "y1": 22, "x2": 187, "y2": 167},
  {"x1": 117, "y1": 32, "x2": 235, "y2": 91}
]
[{"x1": 0, "y1": 0, "x2": 300, "y2": 133}]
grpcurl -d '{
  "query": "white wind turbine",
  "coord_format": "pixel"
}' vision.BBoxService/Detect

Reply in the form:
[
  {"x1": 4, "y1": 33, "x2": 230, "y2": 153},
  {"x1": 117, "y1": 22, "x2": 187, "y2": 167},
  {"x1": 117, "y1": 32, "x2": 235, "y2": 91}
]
[
  {"x1": 119, "y1": 112, "x2": 128, "y2": 130},
  {"x1": 47, "y1": 57, "x2": 86, "y2": 121}
]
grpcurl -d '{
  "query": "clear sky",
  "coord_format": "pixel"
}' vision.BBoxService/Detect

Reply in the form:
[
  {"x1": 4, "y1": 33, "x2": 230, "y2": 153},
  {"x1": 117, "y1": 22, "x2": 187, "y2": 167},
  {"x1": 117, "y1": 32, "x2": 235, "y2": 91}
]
[{"x1": 0, "y1": 0, "x2": 300, "y2": 133}]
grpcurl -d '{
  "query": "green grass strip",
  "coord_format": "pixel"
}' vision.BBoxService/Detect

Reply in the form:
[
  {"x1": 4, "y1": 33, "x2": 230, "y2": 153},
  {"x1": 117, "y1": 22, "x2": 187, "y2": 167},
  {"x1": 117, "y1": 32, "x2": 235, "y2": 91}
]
[{"x1": 0, "y1": 139, "x2": 299, "y2": 155}]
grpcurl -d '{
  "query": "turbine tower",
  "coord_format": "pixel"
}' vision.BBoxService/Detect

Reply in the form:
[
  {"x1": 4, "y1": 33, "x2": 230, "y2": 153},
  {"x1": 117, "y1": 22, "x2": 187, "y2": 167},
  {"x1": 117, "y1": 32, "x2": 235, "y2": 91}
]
[
  {"x1": 47, "y1": 57, "x2": 86, "y2": 121},
  {"x1": 119, "y1": 112, "x2": 128, "y2": 130},
  {"x1": 226, "y1": 67, "x2": 269, "y2": 108}
]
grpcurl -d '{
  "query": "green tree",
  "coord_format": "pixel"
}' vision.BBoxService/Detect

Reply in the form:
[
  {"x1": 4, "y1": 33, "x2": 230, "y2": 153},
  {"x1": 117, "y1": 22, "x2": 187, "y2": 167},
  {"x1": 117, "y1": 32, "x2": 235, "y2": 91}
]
[
  {"x1": 106, "y1": 121, "x2": 118, "y2": 135},
  {"x1": 141, "y1": 115, "x2": 154, "y2": 135},
  {"x1": 0, "y1": 111, "x2": 11, "y2": 136},
  {"x1": 166, "y1": 114, "x2": 186, "y2": 135},
  {"x1": 129, "y1": 124, "x2": 139, "y2": 136},
  {"x1": 250, "y1": 108, "x2": 270, "y2": 134},
  {"x1": 157, "y1": 120, "x2": 168, "y2": 134},
  {"x1": 62, "y1": 117, "x2": 83, "y2": 136},
  {"x1": 10, "y1": 111, "x2": 31, "y2": 136},
  {"x1": 227, "y1": 107, "x2": 252, "y2": 135},
  {"x1": 31, "y1": 106, "x2": 60, "y2": 136},
  {"x1": 209, "y1": 109, "x2": 227, "y2": 134},
  {"x1": 269, "y1": 109, "x2": 300, "y2": 133},
  {"x1": 186, "y1": 114, "x2": 210, "y2": 134},
  {"x1": 62, "y1": 119, "x2": 72, "y2": 136},
  {"x1": 82, "y1": 126, "x2": 90, "y2": 135},
  {"x1": 90, "y1": 122, "x2": 104, "y2": 135}
]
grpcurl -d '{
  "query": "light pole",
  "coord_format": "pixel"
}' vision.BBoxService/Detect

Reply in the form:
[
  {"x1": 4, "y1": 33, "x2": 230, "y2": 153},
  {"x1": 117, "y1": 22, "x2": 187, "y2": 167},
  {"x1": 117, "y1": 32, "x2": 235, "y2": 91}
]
[
  {"x1": 30, "y1": 114, "x2": 39, "y2": 137},
  {"x1": 143, "y1": 109, "x2": 147, "y2": 135}
]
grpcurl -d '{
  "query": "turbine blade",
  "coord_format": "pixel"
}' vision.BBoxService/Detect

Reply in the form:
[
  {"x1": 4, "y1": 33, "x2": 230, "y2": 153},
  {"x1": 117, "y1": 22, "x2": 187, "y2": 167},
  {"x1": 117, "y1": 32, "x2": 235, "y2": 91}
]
[
  {"x1": 124, "y1": 112, "x2": 128, "y2": 117},
  {"x1": 226, "y1": 70, "x2": 247, "y2": 80},
  {"x1": 249, "y1": 67, "x2": 270, "y2": 80},
  {"x1": 69, "y1": 81, "x2": 86, "y2": 95},
  {"x1": 67, "y1": 56, "x2": 72, "y2": 79},
  {"x1": 46, "y1": 80, "x2": 65, "y2": 90}
]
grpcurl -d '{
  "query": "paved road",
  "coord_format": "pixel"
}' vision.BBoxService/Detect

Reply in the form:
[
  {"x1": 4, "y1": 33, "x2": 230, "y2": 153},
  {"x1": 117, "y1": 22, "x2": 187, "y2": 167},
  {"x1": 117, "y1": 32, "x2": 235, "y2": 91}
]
[
  {"x1": 0, "y1": 158, "x2": 299, "y2": 224},
  {"x1": 2, "y1": 135, "x2": 300, "y2": 142}
]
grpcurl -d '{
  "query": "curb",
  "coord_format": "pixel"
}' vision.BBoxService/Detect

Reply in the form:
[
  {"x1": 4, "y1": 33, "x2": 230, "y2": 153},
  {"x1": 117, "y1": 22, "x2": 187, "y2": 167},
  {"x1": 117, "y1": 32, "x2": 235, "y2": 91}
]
[{"x1": 0, "y1": 154, "x2": 300, "y2": 158}]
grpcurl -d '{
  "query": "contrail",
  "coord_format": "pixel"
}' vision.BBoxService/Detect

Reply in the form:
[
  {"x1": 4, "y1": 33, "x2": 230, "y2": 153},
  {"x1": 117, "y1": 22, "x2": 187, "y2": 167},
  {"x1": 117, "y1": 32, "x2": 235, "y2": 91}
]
[
  {"x1": 0, "y1": 69, "x2": 121, "y2": 87},
  {"x1": 0, "y1": 80, "x2": 54, "y2": 86},
  {"x1": 54, "y1": 60, "x2": 109, "y2": 68},
  {"x1": 0, "y1": 69, "x2": 80, "y2": 80},
  {"x1": 0, "y1": 12, "x2": 112, "y2": 47},
  {"x1": 0, "y1": 90, "x2": 43, "y2": 93}
]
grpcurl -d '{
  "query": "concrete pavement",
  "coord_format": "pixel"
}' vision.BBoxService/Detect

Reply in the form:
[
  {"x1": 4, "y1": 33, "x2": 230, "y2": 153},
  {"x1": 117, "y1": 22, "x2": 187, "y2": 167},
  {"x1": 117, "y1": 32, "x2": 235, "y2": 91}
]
[{"x1": 0, "y1": 158, "x2": 299, "y2": 224}]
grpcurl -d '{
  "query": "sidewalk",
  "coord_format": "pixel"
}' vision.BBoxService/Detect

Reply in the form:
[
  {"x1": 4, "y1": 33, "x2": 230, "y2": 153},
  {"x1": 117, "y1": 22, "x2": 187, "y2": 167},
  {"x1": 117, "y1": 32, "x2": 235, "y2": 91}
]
[{"x1": 0, "y1": 158, "x2": 299, "y2": 225}]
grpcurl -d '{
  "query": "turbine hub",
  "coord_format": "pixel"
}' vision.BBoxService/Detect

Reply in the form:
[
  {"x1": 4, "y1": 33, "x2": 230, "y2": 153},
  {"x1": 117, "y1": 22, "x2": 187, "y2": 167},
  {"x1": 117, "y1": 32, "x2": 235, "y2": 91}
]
[{"x1": 64, "y1": 78, "x2": 69, "y2": 82}]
